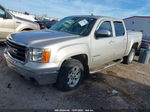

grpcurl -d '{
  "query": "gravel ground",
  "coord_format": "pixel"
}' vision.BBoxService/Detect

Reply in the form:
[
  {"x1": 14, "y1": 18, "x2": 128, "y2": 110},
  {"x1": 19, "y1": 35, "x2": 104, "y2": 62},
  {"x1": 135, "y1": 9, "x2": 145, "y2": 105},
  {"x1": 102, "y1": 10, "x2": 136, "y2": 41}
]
[{"x1": 0, "y1": 45, "x2": 150, "y2": 111}]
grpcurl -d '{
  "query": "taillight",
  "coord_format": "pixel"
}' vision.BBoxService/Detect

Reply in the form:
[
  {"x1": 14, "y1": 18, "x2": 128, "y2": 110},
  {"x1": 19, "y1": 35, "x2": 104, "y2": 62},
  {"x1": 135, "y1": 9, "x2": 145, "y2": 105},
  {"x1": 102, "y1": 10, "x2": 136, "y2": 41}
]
[
  {"x1": 142, "y1": 41, "x2": 150, "y2": 45},
  {"x1": 38, "y1": 22, "x2": 44, "y2": 24}
]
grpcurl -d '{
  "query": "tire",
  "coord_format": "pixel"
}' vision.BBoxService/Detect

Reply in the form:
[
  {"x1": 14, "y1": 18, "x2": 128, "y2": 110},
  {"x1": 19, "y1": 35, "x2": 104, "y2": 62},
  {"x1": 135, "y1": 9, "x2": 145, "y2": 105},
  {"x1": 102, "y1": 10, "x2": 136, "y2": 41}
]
[
  {"x1": 56, "y1": 59, "x2": 84, "y2": 91},
  {"x1": 123, "y1": 48, "x2": 135, "y2": 64}
]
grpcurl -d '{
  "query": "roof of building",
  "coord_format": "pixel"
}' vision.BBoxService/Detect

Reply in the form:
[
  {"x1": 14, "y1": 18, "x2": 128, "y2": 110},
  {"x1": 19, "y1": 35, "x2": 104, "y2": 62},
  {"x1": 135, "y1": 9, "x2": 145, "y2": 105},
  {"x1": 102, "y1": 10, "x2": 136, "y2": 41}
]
[{"x1": 124, "y1": 16, "x2": 150, "y2": 20}]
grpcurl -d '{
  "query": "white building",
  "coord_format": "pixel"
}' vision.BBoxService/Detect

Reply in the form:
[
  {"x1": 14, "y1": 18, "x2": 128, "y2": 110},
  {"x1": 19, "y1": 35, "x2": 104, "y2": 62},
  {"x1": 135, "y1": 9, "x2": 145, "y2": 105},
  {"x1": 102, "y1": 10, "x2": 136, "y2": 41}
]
[{"x1": 124, "y1": 16, "x2": 150, "y2": 39}]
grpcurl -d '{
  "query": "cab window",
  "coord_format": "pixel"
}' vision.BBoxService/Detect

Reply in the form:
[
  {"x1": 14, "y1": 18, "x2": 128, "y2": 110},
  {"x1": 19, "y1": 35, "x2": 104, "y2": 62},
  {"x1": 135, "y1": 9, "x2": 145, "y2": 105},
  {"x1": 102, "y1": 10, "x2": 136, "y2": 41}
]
[
  {"x1": 114, "y1": 21, "x2": 125, "y2": 36},
  {"x1": 97, "y1": 21, "x2": 113, "y2": 37},
  {"x1": 0, "y1": 8, "x2": 6, "y2": 18}
]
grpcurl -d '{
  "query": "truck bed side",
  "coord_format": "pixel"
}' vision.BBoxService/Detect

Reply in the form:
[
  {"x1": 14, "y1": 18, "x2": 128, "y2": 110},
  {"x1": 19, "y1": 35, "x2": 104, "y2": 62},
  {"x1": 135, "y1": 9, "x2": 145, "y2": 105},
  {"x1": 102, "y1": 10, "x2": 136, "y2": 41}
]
[{"x1": 124, "y1": 31, "x2": 142, "y2": 56}]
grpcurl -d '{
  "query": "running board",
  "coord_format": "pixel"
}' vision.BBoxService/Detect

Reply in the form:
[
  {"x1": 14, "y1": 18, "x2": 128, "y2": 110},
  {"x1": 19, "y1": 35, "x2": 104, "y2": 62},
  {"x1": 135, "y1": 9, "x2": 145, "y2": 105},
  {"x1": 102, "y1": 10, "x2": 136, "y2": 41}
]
[{"x1": 90, "y1": 59, "x2": 123, "y2": 74}]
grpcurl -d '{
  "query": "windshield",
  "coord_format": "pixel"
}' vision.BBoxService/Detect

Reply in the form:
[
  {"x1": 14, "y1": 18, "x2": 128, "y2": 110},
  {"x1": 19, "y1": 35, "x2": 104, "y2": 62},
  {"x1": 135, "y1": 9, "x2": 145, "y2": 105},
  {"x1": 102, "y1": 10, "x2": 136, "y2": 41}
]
[{"x1": 50, "y1": 17, "x2": 97, "y2": 36}]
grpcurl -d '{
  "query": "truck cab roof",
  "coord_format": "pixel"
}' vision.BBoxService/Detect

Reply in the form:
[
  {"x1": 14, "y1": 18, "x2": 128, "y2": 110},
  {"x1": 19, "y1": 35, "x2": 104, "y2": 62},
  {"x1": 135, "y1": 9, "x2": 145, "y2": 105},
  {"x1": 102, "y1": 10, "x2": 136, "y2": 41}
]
[{"x1": 68, "y1": 15, "x2": 123, "y2": 21}]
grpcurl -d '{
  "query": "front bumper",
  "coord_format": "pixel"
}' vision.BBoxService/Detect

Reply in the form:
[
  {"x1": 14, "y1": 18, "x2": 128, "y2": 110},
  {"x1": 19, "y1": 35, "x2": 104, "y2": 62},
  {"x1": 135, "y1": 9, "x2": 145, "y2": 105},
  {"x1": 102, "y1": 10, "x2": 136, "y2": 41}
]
[{"x1": 4, "y1": 50, "x2": 59, "y2": 85}]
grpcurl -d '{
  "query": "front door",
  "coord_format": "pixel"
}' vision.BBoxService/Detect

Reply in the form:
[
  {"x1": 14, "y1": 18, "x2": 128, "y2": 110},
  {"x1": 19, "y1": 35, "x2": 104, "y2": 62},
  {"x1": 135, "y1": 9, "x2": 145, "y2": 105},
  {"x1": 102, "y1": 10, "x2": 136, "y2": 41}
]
[
  {"x1": 91, "y1": 20, "x2": 116, "y2": 67},
  {"x1": 0, "y1": 6, "x2": 14, "y2": 39}
]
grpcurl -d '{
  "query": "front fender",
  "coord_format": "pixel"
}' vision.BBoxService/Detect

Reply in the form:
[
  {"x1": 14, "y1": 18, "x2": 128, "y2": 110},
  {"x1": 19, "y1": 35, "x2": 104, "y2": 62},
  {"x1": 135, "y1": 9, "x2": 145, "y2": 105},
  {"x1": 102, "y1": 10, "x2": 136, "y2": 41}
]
[{"x1": 54, "y1": 44, "x2": 90, "y2": 67}]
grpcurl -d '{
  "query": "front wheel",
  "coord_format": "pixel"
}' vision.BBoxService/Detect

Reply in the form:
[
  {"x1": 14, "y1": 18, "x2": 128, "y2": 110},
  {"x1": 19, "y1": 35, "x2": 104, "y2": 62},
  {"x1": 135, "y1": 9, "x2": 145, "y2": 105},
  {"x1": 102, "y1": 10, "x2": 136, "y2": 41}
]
[
  {"x1": 56, "y1": 59, "x2": 84, "y2": 91},
  {"x1": 123, "y1": 48, "x2": 135, "y2": 64}
]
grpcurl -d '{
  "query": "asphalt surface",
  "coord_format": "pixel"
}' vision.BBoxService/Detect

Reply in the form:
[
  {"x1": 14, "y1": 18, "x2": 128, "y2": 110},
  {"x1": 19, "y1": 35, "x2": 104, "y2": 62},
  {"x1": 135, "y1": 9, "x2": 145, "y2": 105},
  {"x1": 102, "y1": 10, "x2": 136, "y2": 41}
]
[{"x1": 0, "y1": 45, "x2": 150, "y2": 111}]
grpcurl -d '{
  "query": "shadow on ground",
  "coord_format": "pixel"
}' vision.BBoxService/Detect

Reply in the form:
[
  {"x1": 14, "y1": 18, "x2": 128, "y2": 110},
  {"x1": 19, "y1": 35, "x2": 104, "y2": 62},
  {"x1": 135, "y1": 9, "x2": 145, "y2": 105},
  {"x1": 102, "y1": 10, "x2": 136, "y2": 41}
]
[{"x1": 64, "y1": 72, "x2": 150, "y2": 109}]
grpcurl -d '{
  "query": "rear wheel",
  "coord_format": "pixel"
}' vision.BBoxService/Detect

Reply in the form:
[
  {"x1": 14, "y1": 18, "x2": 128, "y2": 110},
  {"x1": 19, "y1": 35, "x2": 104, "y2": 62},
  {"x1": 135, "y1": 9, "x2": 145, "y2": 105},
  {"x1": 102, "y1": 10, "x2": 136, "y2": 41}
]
[
  {"x1": 123, "y1": 48, "x2": 135, "y2": 64},
  {"x1": 56, "y1": 59, "x2": 84, "y2": 91}
]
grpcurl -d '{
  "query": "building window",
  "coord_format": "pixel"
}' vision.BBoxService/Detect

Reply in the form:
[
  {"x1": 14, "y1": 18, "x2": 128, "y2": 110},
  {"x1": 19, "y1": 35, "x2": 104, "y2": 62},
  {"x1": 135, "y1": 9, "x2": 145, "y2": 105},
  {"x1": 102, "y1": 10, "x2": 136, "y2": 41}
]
[
  {"x1": 140, "y1": 30, "x2": 143, "y2": 33},
  {"x1": 132, "y1": 21, "x2": 134, "y2": 24}
]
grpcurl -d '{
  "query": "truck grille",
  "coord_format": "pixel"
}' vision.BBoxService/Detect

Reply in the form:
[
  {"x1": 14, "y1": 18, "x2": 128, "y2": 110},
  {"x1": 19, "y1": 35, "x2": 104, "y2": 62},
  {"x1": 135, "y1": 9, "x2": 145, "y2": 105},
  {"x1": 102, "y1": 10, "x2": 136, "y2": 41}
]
[{"x1": 6, "y1": 40, "x2": 26, "y2": 62}]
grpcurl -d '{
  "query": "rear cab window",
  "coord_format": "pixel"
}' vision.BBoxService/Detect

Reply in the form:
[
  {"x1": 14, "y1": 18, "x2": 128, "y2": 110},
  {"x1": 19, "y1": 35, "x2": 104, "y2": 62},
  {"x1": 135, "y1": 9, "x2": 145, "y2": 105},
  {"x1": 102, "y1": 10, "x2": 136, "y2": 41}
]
[{"x1": 114, "y1": 21, "x2": 125, "y2": 37}]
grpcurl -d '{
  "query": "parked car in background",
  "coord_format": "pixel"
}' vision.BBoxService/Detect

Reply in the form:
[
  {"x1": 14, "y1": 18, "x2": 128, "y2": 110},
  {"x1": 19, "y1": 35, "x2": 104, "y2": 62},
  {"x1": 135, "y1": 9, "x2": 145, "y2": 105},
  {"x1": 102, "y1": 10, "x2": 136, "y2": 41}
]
[
  {"x1": 4, "y1": 15, "x2": 142, "y2": 91},
  {"x1": 141, "y1": 37, "x2": 150, "y2": 49},
  {"x1": 138, "y1": 36, "x2": 150, "y2": 64},
  {"x1": 0, "y1": 5, "x2": 40, "y2": 41},
  {"x1": 136, "y1": 36, "x2": 150, "y2": 55},
  {"x1": 35, "y1": 20, "x2": 57, "y2": 29}
]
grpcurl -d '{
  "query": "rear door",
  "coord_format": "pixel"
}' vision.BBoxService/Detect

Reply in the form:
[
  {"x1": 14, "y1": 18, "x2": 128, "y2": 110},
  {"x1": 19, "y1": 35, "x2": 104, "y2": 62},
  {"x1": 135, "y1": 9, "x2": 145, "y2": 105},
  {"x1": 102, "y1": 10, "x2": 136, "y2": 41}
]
[{"x1": 112, "y1": 21, "x2": 127, "y2": 58}]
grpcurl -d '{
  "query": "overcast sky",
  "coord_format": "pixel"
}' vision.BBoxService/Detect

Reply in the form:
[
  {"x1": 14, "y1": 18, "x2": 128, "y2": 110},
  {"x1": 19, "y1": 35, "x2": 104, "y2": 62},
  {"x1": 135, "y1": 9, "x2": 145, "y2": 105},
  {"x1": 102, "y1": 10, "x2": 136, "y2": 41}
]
[{"x1": 1, "y1": 0, "x2": 150, "y2": 19}]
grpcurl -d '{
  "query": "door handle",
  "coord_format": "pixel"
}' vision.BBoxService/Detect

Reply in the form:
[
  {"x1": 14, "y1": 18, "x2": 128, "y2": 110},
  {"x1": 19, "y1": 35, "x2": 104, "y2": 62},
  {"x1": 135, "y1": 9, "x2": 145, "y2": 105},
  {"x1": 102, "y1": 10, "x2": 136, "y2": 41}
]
[{"x1": 16, "y1": 21, "x2": 21, "y2": 24}]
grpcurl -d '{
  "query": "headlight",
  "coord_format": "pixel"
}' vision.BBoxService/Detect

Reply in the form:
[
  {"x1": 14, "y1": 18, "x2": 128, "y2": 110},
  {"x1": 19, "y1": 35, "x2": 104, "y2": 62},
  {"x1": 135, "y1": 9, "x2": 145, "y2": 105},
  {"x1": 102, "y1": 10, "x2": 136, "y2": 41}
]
[{"x1": 28, "y1": 48, "x2": 50, "y2": 63}]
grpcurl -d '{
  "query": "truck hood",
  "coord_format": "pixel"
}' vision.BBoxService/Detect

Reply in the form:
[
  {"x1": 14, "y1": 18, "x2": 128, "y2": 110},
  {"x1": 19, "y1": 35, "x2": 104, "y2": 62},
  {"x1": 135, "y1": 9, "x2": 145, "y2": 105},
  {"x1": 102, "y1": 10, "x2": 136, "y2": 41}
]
[{"x1": 10, "y1": 30, "x2": 79, "y2": 46}]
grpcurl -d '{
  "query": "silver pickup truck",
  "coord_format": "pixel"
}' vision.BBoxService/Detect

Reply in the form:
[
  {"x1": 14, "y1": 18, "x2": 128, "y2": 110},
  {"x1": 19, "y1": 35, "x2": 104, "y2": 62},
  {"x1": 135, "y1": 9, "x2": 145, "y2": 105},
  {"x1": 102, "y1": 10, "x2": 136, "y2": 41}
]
[{"x1": 4, "y1": 15, "x2": 142, "y2": 91}]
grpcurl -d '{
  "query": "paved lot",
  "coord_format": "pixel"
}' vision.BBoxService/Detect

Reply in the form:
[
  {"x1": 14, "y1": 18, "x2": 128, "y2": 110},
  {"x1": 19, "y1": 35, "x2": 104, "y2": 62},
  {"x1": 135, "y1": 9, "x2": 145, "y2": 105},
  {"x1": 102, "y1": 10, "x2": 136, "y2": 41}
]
[{"x1": 0, "y1": 45, "x2": 150, "y2": 110}]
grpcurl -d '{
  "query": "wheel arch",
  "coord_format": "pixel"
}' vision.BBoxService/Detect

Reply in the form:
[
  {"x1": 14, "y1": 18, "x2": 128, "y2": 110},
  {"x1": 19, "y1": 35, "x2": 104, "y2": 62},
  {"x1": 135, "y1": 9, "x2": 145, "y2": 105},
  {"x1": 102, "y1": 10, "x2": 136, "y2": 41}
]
[
  {"x1": 61, "y1": 53, "x2": 89, "y2": 78},
  {"x1": 132, "y1": 42, "x2": 139, "y2": 50},
  {"x1": 15, "y1": 24, "x2": 36, "y2": 32},
  {"x1": 61, "y1": 53, "x2": 89, "y2": 67},
  {"x1": 125, "y1": 42, "x2": 140, "y2": 56},
  {"x1": 21, "y1": 28, "x2": 33, "y2": 31}
]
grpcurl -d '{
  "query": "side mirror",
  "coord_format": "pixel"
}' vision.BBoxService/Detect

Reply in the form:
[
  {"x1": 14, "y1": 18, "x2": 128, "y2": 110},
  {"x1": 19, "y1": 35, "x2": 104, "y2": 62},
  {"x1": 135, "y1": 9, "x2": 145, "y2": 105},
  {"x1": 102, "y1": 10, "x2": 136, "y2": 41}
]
[{"x1": 95, "y1": 30, "x2": 111, "y2": 38}]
